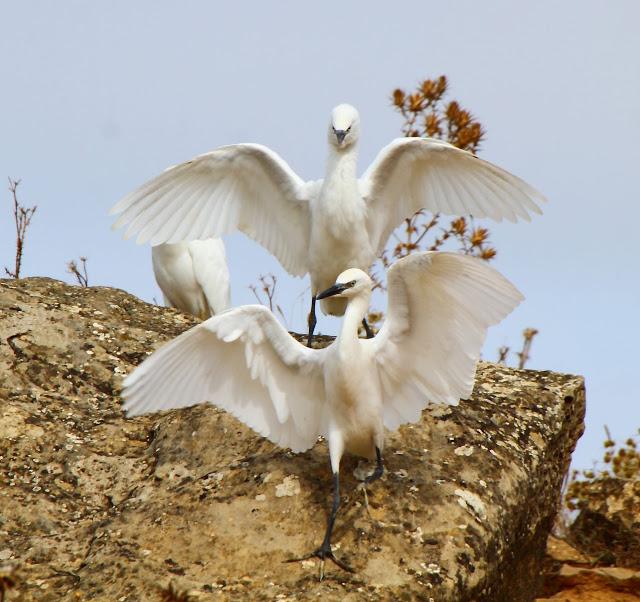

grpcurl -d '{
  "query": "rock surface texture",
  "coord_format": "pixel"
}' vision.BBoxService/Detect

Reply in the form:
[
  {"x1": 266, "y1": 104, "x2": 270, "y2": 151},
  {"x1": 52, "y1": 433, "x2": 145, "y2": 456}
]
[{"x1": 0, "y1": 278, "x2": 585, "y2": 601}]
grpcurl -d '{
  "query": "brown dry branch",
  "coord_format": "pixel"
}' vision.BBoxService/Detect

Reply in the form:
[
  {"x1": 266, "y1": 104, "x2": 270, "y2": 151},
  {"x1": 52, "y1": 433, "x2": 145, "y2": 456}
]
[
  {"x1": 565, "y1": 427, "x2": 640, "y2": 513},
  {"x1": 497, "y1": 346, "x2": 510, "y2": 364},
  {"x1": 386, "y1": 76, "x2": 492, "y2": 259},
  {"x1": 4, "y1": 178, "x2": 37, "y2": 279},
  {"x1": 366, "y1": 77, "x2": 495, "y2": 326},
  {"x1": 67, "y1": 256, "x2": 89, "y2": 287},
  {"x1": 368, "y1": 77, "x2": 494, "y2": 299},
  {"x1": 249, "y1": 273, "x2": 287, "y2": 325},
  {"x1": 517, "y1": 327, "x2": 539, "y2": 369},
  {"x1": 367, "y1": 78, "x2": 540, "y2": 368},
  {"x1": 495, "y1": 329, "x2": 539, "y2": 369}
]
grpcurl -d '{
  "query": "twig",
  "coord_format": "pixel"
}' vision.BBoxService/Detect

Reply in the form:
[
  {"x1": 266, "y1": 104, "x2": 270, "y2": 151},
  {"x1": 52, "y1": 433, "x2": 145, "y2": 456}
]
[
  {"x1": 67, "y1": 256, "x2": 89, "y2": 287},
  {"x1": 517, "y1": 328, "x2": 539, "y2": 369},
  {"x1": 249, "y1": 273, "x2": 287, "y2": 324},
  {"x1": 497, "y1": 346, "x2": 509, "y2": 364},
  {"x1": 4, "y1": 178, "x2": 37, "y2": 279}
]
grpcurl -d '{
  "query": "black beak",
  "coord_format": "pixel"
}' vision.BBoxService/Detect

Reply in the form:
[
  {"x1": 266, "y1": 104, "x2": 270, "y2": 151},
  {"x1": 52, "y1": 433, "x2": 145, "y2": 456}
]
[
  {"x1": 334, "y1": 129, "x2": 347, "y2": 144},
  {"x1": 317, "y1": 282, "x2": 350, "y2": 300}
]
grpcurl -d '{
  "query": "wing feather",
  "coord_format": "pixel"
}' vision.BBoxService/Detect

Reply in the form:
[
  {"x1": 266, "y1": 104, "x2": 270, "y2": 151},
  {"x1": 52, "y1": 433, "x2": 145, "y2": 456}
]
[
  {"x1": 122, "y1": 305, "x2": 327, "y2": 453},
  {"x1": 366, "y1": 252, "x2": 524, "y2": 431},
  {"x1": 111, "y1": 144, "x2": 311, "y2": 276},
  {"x1": 360, "y1": 138, "x2": 546, "y2": 255}
]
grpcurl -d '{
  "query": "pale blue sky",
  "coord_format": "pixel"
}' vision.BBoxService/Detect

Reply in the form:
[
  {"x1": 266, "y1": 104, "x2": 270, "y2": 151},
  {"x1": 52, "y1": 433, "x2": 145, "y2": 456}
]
[{"x1": 1, "y1": 1, "x2": 638, "y2": 469}]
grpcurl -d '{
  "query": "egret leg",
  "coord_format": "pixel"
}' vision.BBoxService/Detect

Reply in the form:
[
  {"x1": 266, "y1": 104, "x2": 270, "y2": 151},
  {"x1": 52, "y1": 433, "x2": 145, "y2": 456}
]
[
  {"x1": 307, "y1": 296, "x2": 317, "y2": 347},
  {"x1": 285, "y1": 472, "x2": 353, "y2": 579},
  {"x1": 365, "y1": 447, "x2": 384, "y2": 485},
  {"x1": 362, "y1": 318, "x2": 374, "y2": 339}
]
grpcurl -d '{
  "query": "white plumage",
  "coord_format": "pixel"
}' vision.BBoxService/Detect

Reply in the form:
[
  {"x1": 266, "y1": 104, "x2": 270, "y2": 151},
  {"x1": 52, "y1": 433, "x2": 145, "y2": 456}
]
[
  {"x1": 110, "y1": 104, "x2": 544, "y2": 338},
  {"x1": 152, "y1": 238, "x2": 230, "y2": 319},
  {"x1": 121, "y1": 251, "x2": 523, "y2": 574}
]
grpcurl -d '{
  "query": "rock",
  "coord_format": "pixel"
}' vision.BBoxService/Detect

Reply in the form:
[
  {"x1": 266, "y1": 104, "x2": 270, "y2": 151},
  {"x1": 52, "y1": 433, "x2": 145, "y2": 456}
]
[
  {"x1": 1, "y1": 277, "x2": 586, "y2": 601},
  {"x1": 568, "y1": 477, "x2": 640, "y2": 569},
  {"x1": 538, "y1": 564, "x2": 640, "y2": 601}
]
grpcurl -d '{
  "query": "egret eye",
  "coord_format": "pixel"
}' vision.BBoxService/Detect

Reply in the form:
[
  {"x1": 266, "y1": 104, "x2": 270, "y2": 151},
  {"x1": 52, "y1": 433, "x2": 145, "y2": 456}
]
[
  {"x1": 348, "y1": 280, "x2": 356, "y2": 287},
  {"x1": 346, "y1": 126, "x2": 351, "y2": 133}
]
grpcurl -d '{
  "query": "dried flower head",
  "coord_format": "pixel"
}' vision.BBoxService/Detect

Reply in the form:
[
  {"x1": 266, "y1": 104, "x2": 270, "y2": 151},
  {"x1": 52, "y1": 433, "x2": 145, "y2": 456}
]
[
  {"x1": 451, "y1": 217, "x2": 467, "y2": 236},
  {"x1": 479, "y1": 247, "x2": 497, "y2": 261},
  {"x1": 424, "y1": 113, "x2": 442, "y2": 137},
  {"x1": 470, "y1": 227, "x2": 489, "y2": 247},
  {"x1": 392, "y1": 88, "x2": 405, "y2": 108},
  {"x1": 408, "y1": 93, "x2": 424, "y2": 113}
]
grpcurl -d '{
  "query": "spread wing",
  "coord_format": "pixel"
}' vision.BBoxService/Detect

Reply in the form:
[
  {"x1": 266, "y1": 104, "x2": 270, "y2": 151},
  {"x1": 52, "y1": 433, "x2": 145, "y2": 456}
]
[
  {"x1": 188, "y1": 238, "x2": 231, "y2": 315},
  {"x1": 360, "y1": 137, "x2": 546, "y2": 256},
  {"x1": 122, "y1": 305, "x2": 328, "y2": 453},
  {"x1": 365, "y1": 252, "x2": 524, "y2": 431},
  {"x1": 110, "y1": 143, "x2": 312, "y2": 276}
]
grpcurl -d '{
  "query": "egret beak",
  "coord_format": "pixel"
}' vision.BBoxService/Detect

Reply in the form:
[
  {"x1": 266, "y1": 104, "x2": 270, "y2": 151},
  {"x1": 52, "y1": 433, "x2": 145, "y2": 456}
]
[
  {"x1": 317, "y1": 282, "x2": 351, "y2": 299},
  {"x1": 334, "y1": 129, "x2": 347, "y2": 144}
]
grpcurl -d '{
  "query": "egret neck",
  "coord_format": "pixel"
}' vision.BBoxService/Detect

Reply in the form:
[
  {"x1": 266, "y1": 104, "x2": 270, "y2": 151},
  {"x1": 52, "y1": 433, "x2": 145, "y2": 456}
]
[
  {"x1": 320, "y1": 145, "x2": 361, "y2": 235},
  {"x1": 335, "y1": 290, "x2": 370, "y2": 360}
]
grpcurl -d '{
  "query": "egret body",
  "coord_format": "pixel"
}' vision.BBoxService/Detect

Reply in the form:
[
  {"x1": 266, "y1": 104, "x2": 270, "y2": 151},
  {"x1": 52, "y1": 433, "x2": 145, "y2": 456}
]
[{"x1": 152, "y1": 238, "x2": 230, "y2": 319}]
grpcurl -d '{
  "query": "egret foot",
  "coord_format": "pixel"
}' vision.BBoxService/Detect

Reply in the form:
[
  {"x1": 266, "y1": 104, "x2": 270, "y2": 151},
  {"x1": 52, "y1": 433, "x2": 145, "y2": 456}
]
[
  {"x1": 364, "y1": 447, "x2": 384, "y2": 484},
  {"x1": 286, "y1": 543, "x2": 354, "y2": 580}
]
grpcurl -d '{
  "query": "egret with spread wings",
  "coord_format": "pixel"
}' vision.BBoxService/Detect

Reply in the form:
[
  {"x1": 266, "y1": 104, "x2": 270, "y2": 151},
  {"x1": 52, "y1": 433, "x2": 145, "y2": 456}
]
[
  {"x1": 110, "y1": 104, "x2": 543, "y2": 345},
  {"x1": 121, "y1": 251, "x2": 523, "y2": 577}
]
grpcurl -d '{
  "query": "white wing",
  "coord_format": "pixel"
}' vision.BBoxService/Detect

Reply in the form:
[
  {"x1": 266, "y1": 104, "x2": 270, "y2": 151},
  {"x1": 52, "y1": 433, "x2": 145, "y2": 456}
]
[
  {"x1": 189, "y1": 238, "x2": 231, "y2": 315},
  {"x1": 360, "y1": 138, "x2": 546, "y2": 256},
  {"x1": 122, "y1": 305, "x2": 327, "y2": 453},
  {"x1": 366, "y1": 252, "x2": 524, "y2": 431},
  {"x1": 111, "y1": 144, "x2": 312, "y2": 276}
]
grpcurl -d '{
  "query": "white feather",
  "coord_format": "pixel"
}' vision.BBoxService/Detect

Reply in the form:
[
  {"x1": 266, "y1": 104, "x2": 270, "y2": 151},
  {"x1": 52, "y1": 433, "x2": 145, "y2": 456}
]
[
  {"x1": 123, "y1": 305, "x2": 327, "y2": 453},
  {"x1": 365, "y1": 252, "x2": 524, "y2": 429}
]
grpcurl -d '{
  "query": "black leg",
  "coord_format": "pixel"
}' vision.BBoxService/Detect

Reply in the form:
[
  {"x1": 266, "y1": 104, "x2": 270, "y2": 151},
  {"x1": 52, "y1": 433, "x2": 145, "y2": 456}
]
[
  {"x1": 307, "y1": 295, "x2": 317, "y2": 347},
  {"x1": 285, "y1": 471, "x2": 353, "y2": 579},
  {"x1": 321, "y1": 472, "x2": 341, "y2": 551},
  {"x1": 362, "y1": 318, "x2": 374, "y2": 339},
  {"x1": 365, "y1": 447, "x2": 384, "y2": 484}
]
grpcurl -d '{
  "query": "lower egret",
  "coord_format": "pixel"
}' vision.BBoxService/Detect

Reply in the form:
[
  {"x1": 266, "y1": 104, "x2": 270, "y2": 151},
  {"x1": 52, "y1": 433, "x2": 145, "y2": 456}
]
[{"x1": 121, "y1": 251, "x2": 523, "y2": 577}]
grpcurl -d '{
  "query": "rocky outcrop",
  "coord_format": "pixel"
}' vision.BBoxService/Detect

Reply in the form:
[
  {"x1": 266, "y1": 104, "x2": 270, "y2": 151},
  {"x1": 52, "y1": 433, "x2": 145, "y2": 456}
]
[
  {"x1": 1, "y1": 278, "x2": 585, "y2": 601},
  {"x1": 568, "y1": 477, "x2": 640, "y2": 569},
  {"x1": 536, "y1": 536, "x2": 640, "y2": 601}
]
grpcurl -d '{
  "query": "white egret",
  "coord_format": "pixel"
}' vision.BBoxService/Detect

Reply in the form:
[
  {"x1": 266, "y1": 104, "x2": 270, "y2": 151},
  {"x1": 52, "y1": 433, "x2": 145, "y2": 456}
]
[
  {"x1": 110, "y1": 104, "x2": 544, "y2": 345},
  {"x1": 152, "y1": 238, "x2": 230, "y2": 319},
  {"x1": 121, "y1": 251, "x2": 523, "y2": 577}
]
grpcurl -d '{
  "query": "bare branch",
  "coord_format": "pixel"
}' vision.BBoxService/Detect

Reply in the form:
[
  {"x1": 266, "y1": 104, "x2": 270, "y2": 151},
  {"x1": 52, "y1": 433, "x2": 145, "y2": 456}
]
[
  {"x1": 67, "y1": 256, "x2": 89, "y2": 287},
  {"x1": 4, "y1": 178, "x2": 37, "y2": 279},
  {"x1": 248, "y1": 273, "x2": 287, "y2": 325},
  {"x1": 516, "y1": 328, "x2": 539, "y2": 369},
  {"x1": 497, "y1": 346, "x2": 510, "y2": 364}
]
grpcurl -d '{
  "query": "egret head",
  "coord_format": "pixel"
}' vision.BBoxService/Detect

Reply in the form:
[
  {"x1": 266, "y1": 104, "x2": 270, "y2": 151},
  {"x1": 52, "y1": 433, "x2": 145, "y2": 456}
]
[
  {"x1": 328, "y1": 104, "x2": 360, "y2": 150},
  {"x1": 317, "y1": 268, "x2": 371, "y2": 300}
]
